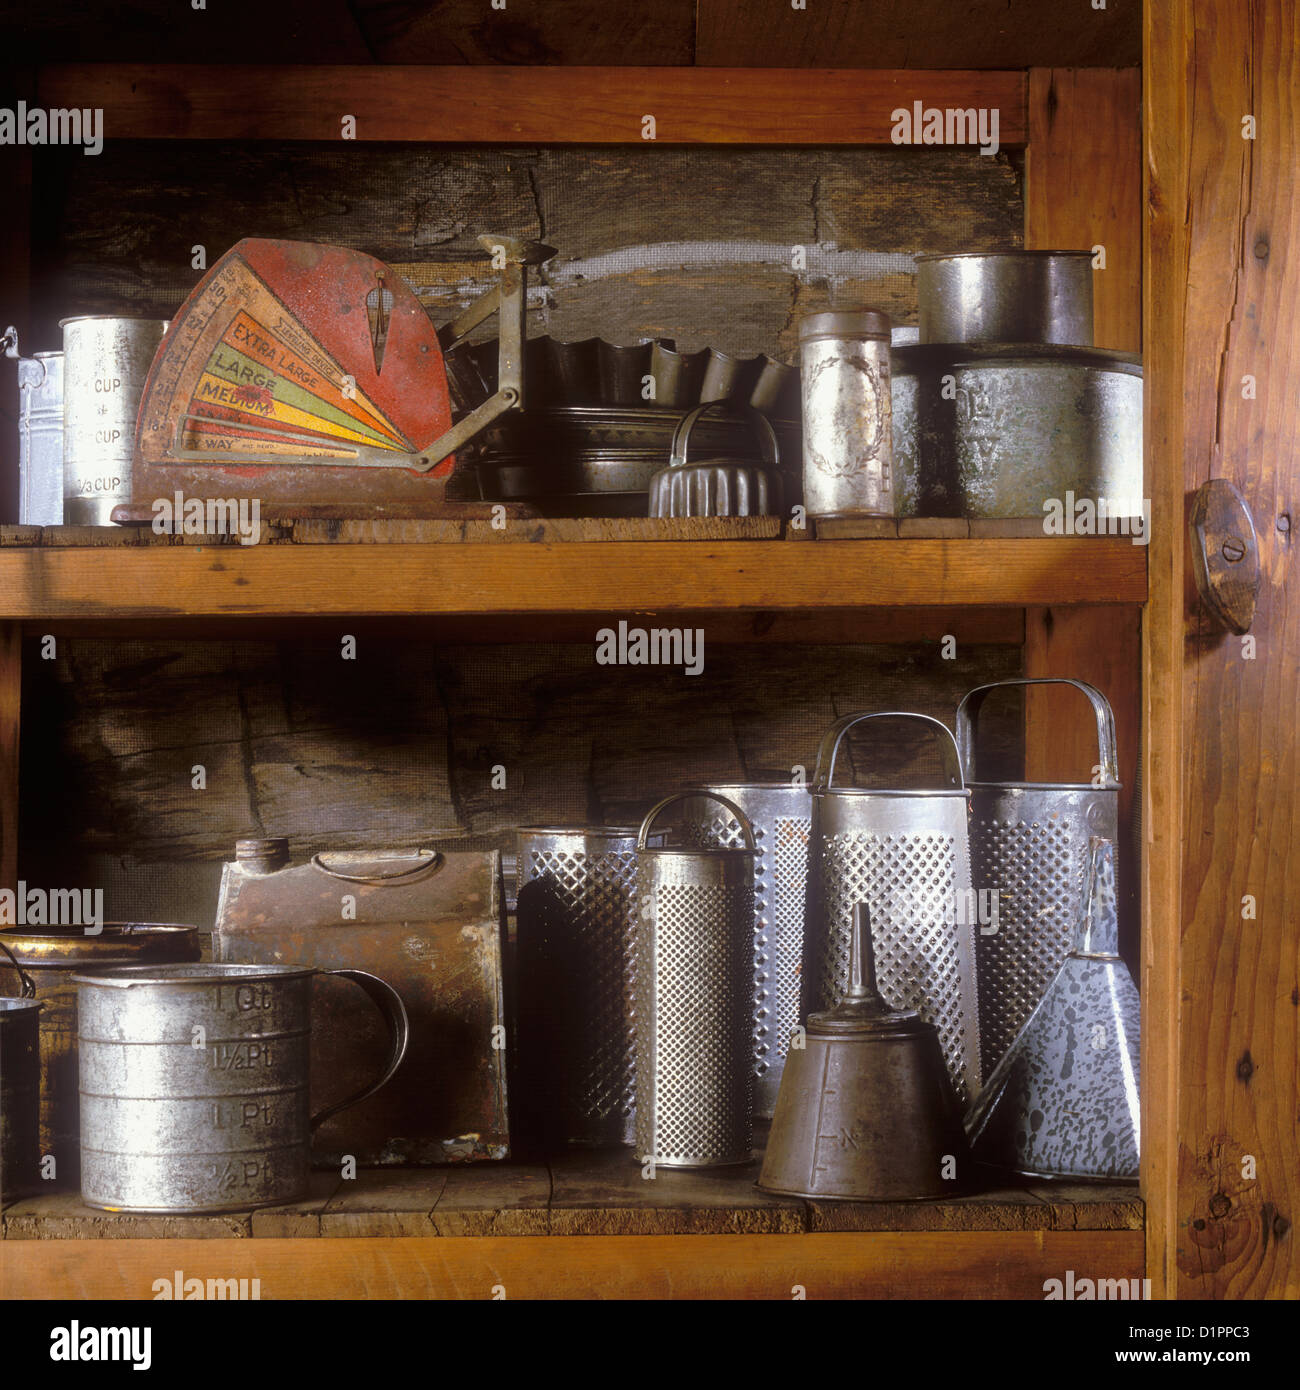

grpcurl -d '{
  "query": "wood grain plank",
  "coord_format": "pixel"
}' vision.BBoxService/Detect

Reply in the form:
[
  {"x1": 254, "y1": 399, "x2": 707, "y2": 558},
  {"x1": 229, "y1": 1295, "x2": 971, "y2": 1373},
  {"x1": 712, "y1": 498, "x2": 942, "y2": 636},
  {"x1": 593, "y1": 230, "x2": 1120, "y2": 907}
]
[
  {"x1": 0, "y1": 1231, "x2": 1144, "y2": 1299},
  {"x1": 547, "y1": 1150, "x2": 804, "y2": 1236},
  {"x1": 35, "y1": 66, "x2": 1028, "y2": 146},
  {"x1": 696, "y1": 1, "x2": 1140, "y2": 70},
  {"x1": 0, "y1": 540, "x2": 1147, "y2": 619},
  {"x1": 1146, "y1": 0, "x2": 1300, "y2": 1301},
  {"x1": 1022, "y1": 68, "x2": 1146, "y2": 958},
  {"x1": 353, "y1": 0, "x2": 696, "y2": 66},
  {"x1": 1025, "y1": 70, "x2": 1143, "y2": 352},
  {"x1": 430, "y1": 1162, "x2": 551, "y2": 1236}
]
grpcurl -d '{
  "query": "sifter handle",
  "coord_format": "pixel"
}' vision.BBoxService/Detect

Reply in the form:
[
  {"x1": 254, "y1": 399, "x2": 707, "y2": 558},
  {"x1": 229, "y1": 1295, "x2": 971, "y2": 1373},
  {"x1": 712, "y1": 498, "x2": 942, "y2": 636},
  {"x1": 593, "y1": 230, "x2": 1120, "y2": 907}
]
[
  {"x1": 0, "y1": 939, "x2": 37, "y2": 998},
  {"x1": 309, "y1": 969, "x2": 410, "y2": 1133},
  {"x1": 637, "y1": 792, "x2": 757, "y2": 852},
  {"x1": 812, "y1": 711, "x2": 964, "y2": 792},
  {"x1": 954, "y1": 677, "x2": 1119, "y2": 784}
]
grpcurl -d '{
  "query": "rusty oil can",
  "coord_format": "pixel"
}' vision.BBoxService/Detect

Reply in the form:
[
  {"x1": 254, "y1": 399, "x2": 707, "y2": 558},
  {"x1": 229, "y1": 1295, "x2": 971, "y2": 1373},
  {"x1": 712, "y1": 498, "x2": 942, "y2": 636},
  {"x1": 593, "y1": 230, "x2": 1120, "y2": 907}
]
[{"x1": 213, "y1": 839, "x2": 509, "y2": 1165}]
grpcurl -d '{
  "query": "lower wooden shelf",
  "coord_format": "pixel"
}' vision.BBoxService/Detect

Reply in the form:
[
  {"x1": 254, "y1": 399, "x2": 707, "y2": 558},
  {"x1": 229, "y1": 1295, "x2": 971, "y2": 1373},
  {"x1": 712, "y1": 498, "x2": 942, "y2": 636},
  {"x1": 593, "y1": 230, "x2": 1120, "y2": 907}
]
[{"x1": 2, "y1": 1148, "x2": 1144, "y2": 1299}]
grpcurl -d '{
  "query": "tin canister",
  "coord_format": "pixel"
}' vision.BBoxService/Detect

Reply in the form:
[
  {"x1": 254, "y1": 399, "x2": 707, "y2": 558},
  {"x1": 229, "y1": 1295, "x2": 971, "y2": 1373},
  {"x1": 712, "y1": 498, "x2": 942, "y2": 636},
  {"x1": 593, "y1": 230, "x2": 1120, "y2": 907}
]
[
  {"x1": 916, "y1": 251, "x2": 1094, "y2": 347},
  {"x1": 9, "y1": 336, "x2": 65, "y2": 525},
  {"x1": 798, "y1": 309, "x2": 893, "y2": 518},
  {"x1": 0, "y1": 944, "x2": 42, "y2": 1203},
  {"x1": 75, "y1": 962, "x2": 408, "y2": 1213},
  {"x1": 61, "y1": 316, "x2": 167, "y2": 524},
  {"x1": 516, "y1": 826, "x2": 642, "y2": 1148},
  {"x1": 635, "y1": 793, "x2": 756, "y2": 1168},
  {"x1": 0, "y1": 923, "x2": 200, "y2": 1185},
  {"x1": 680, "y1": 783, "x2": 811, "y2": 1118}
]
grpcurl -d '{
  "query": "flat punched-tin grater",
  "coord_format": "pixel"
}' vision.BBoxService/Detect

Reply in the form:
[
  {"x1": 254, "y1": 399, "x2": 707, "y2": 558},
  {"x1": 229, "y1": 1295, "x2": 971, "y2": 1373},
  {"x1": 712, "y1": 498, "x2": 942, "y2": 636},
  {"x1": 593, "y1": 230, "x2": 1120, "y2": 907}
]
[
  {"x1": 804, "y1": 711, "x2": 982, "y2": 1106},
  {"x1": 515, "y1": 826, "x2": 642, "y2": 1148},
  {"x1": 955, "y1": 678, "x2": 1120, "y2": 1078}
]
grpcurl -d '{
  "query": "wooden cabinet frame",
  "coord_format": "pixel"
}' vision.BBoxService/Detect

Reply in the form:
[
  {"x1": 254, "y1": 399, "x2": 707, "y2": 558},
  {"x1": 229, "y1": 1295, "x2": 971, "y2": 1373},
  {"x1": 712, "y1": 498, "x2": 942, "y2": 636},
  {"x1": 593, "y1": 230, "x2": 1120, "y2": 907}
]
[{"x1": 4, "y1": 57, "x2": 1236, "y2": 1300}]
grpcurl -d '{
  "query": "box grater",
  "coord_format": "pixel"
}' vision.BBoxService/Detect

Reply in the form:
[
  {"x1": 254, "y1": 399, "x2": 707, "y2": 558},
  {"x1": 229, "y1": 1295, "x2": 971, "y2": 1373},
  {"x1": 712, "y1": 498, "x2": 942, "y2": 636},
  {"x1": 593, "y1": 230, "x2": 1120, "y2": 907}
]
[
  {"x1": 635, "y1": 794, "x2": 756, "y2": 1168},
  {"x1": 679, "y1": 783, "x2": 811, "y2": 1118},
  {"x1": 955, "y1": 677, "x2": 1120, "y2": 1077},
  {"x1": 804, "y1": 712, "x2": 982, "y2": 1106}
]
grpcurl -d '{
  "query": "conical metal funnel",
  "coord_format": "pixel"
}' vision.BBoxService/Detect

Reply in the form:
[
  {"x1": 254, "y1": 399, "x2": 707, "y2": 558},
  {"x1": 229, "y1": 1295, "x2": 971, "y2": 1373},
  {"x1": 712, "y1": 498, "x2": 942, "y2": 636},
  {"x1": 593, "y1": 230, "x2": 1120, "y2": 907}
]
[
  {"x1": 757, "y1": 904, "x2": 970, "y2": 1201},
  {"x1": 965, "y1": 838, "x2": 1139, "y2": 1180}
]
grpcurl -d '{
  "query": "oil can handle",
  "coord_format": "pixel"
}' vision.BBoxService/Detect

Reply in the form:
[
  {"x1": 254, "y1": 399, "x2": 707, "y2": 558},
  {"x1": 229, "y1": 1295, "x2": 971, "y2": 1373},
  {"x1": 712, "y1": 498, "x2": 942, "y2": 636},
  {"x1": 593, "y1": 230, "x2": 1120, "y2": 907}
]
[
  {"x1": 812, "y1": 712, "x2": 964, "y2": 791},
  {"x1": 309, "y1": 849, "x2": 442, "y2": 885},
  {"x1": 669, "y1": 401, "x2": 779, "y2": 470},
  {"x1": 637, "y1": 792, "x2": 757, "y2": 852},
  {"x1": 0, "y1": 939, "x2": 37, "y2": 998},
  {"x1": 954, "y1": 678, "x2": 1119, "y2": 784},
  {"x1": 309, "y1": 969, "x2": 410, "y2": 1133}
]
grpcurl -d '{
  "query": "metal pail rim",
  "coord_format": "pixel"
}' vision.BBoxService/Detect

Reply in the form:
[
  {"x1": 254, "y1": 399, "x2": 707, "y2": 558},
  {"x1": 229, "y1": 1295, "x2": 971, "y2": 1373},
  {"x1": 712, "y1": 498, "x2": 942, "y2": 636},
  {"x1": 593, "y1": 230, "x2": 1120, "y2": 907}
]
[
  {"x1": 71, "y1": 963, "x2": 316, "y2": 988},
  {"x1": 966, "y1": 779, "x2": 1122, "y2": 793},
  {"x1": 810, "y1": 787, "x2": 971, "y2": 800}
]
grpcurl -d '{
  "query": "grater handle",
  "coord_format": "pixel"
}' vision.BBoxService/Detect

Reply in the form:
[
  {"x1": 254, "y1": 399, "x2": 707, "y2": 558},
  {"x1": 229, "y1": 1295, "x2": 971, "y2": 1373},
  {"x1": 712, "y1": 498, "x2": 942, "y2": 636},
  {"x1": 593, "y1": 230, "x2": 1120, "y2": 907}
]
[
  {"x1": 954, "y1": 678, "x2": 1119, "y2": 784},
  {"x1": 812, "y1": 712, "x2": 964, "y2": 791},
  {"x1": 637, "y1": 792, "x2": 757, "y2": 852},
  {"x1": 669, "y1": 400, "x2": 779, "y2": 470}
]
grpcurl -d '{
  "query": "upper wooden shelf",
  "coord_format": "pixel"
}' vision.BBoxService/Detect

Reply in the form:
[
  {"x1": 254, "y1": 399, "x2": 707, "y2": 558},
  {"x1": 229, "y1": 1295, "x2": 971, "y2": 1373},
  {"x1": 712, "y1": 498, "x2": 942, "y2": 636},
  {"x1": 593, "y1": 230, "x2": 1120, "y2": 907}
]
[
  {"x1": 35, "y1": 64, "x2": 1028, "y2": 145},
  {"x1": 0, "y1": 537, "x2": 1145, "y2": 620}
]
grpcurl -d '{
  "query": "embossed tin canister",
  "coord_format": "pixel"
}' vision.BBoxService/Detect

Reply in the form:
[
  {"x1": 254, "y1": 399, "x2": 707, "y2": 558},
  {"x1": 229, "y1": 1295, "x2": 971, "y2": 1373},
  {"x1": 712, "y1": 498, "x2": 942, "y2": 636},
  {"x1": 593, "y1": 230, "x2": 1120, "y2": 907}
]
[
  {"x1": 890, "y1": 344, "x2": 1143, "y2": 518},
  {"x1": 0, "y1": 923, "x2": 201, "y2": 1185},
  {"x1": 75, "y1": 962, "x2": 408, "y2": 1213},
  {"x1": 61, "y1": 315, "x2": 168, "y2": 524},
  {"x1": 798, "y1": 309, "x2": 894, "y2": 518},
  {"x1": 956, "y1": 678, "x2": 1121, "y2": 1077},
  {"x1": 680, "y1": 783, "x2": 811, "y2": 1119},
  {"x1": 635, "y1": 793, "x2": 756, "y2": 1168},
  {"x1": 516, "y1": 826, "x2": 642, "y2": 1148},
  {"x1": 804, "y1": 712, "x2": 982, "y2": 1106}
]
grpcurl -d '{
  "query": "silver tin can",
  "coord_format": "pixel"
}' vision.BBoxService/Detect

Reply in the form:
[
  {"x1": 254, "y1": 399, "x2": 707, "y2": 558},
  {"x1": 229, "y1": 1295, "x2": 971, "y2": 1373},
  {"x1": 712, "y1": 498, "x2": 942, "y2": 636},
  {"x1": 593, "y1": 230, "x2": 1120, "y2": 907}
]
[
  {"x1": 16, "y1": 350, "x2": 64, "y2": 525},
  {"x1": 516, "y1": 825, "x2": 642, "y2": 1147},
  {"x1": 679, "y1": 783, "x2": 811, "y2": 1119},
  {"x1": 917, "y1": 250, "x2": 1094, "y2": 347},
  {"x1": 75, "y1": 962, "x2": 407, "y2": 1213},
  {"x1": 799, "y1": 309, "x2": 893, "y2": 518},
  {"x1": 804, "y1": 712, "x2": 982, "y2": 1106},
  {"x1": 0, "y1": 993, "x2": 43, "y2": 1203},
  {"x1": 61, "y1": 316, "x2": 167, "y2": 525},
  {"x1": 634, "y1": 794, "x2": 756, "y2": 1168},
  {"x1": 956, "y1": 678, "x2": 1121, "y2": 1077},
  {"x1": 890, "y1": 343, "x2": 1143, "y2": 519}
]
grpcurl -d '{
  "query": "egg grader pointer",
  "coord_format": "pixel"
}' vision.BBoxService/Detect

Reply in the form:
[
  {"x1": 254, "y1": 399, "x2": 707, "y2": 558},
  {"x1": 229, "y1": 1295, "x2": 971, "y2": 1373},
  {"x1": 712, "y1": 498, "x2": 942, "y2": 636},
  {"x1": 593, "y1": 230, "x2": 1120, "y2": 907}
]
[{"x1": 113, "y1": 234, "x2": 554, "y2": 521}]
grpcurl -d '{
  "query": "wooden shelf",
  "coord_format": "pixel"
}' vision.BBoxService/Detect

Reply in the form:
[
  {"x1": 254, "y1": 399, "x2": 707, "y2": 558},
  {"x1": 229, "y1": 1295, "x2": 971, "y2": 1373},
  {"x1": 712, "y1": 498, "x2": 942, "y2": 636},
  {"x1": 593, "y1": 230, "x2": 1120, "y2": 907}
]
[
  {"x1": 0, "y1": 536, "x2": 1146, "y2": 620},
  {"x1": 1, "y1": 1150, "x2": 1142, "y2": 1299}
]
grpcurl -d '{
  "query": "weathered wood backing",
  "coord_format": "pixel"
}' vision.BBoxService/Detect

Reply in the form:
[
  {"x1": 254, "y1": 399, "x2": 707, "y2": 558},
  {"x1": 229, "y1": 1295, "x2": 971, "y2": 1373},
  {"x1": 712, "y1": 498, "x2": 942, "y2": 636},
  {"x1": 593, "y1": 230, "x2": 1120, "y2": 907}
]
[
  {"x1": 0, "y1": 625, "x2": 18, "y2": 895},
  {"x1": 34, "y1": 66, "x2": 1029, "y2": 145},
  {"x1": 1146, "y1": 0, "x2": 1300, "y2": 1299},
  {"x1": 29, "y1": 142, "x2": 1023, "y2": 359},
  {"x1": 18, "y1": 634, "x2": 1022, "y2": 927},
  {"x1": 696, "y1": 1, "x2": 1141, "y2": 69}
]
